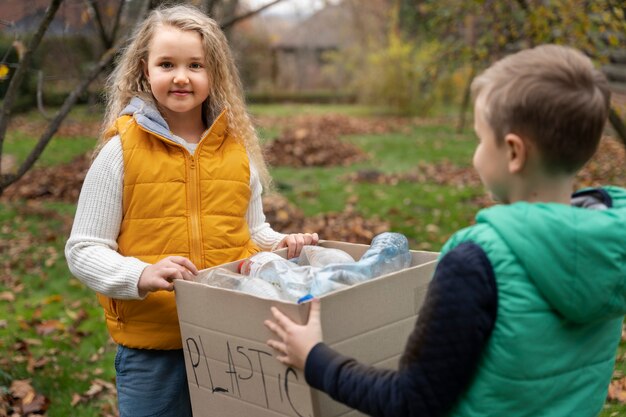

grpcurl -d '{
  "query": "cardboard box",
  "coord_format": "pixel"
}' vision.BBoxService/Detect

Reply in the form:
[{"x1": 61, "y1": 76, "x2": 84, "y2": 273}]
[{"x1": 175, "y1": 241, "x2": 438, "y2": 417}]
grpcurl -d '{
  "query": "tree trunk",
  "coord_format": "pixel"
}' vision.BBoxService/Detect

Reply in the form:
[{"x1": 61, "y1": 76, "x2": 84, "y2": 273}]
[
  {"x1": 456, "y1": 64, "x2": 476, "y2": 133},
  {"x1": 0, "y1": 0, "x2": 288, "y2": 196},
  {"x1": 0, "y1": 48, "x2": 117, "y2": 194},
  {"x1": 221, "y1": 0, "x2": 285, "y2": 29},
  {"x1": 0, "y1": 0, "x2": 63, "y2": 177}
]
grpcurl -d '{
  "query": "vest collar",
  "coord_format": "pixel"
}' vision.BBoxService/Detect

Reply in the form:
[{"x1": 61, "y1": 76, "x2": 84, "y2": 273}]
[{"x1": 120, "y1": 97, "x2": 230, "y2": 151}]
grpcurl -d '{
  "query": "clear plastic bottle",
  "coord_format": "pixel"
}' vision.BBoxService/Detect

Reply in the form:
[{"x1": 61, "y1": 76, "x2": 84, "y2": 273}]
[
  {"x1": 239, "y1": 252, "x2": 314, "y2": 302},
  {"x1": 239, "y1": 277, "x2": 284, "y2": 300},
  {"x1": 238, "y1": 252, "x2": 287, "y2": 275},
  {"x1": 196, "y1": 267, "x2": 243, "y2": 290},
  {"x1": 232, "y1": 233, "x2": 411, "y2": 300},
  {"x1": 297, "y1": 246, "x2": 355, "y2": 267},
  {"x1": 310, "y1": 232, "x2": 412, "y2": 296}
]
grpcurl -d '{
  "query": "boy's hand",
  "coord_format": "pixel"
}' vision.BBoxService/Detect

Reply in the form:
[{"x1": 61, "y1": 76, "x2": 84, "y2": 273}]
[
  {"x1": 137, "y1": 256, "x2": 198, "y2": 295},
  {"x1": 276, "y1": 233, "x2": 319, "y2": 258},
  {"x1": 264, "y1": 298, "x2": 322, "y2": 370}
]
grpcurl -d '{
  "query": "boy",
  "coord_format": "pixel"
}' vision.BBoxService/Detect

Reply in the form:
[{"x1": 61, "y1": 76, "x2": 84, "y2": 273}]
[{"x1": 264, "y1": 44, "x2": 626, "y2": 417}]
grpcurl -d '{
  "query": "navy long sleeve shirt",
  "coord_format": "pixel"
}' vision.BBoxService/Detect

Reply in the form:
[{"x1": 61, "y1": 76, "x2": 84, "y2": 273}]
[{"x1": 304, "y1": 242, "x2": 498, "y2": 417}]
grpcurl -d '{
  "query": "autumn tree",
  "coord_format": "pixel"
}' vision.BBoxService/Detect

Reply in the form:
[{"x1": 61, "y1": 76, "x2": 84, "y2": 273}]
[
  {"x1": 413, "y1": 0, "x2": 626, "y2": 140},
  {"x1": 332, "y1": 0, "x2": 625, "y2": 141},
  {"x1": 0, "y1": 0, "x2": 285, "y2": 196}
]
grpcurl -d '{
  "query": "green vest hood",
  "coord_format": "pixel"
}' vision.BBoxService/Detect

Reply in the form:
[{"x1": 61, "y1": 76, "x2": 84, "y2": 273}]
[
  {"x1": 446, "y1": 187, "x2": 626, "y2": 417},
  {"x1": 477, "y1": 186, "x2": 626, "y2": 324}
]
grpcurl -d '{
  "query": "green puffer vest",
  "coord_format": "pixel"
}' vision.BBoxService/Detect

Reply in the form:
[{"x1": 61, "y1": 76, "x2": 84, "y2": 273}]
[{"x1": 442, "y1": 187, "x2": 626, "y2": 417}]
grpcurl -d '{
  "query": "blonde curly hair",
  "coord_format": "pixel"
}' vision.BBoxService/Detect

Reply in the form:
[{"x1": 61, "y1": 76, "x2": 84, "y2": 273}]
[{"x1": 99, "y1": 3, "x2": 270, "y2": 187}]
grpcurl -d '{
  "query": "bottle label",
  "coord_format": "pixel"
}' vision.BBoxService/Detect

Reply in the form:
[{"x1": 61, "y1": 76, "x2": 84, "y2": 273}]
[{"x1": 243, "y1": 252, "x2": 284, "y2": 276}]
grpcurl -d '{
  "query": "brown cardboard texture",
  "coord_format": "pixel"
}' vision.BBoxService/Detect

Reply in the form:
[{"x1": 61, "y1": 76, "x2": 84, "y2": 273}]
[{"x1": 175, "y1": 241, "x2": 438, "y2": 417}]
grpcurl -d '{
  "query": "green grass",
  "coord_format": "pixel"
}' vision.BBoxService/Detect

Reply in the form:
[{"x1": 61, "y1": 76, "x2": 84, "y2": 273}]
[
  {"x1": 1, "y1": 103, "x2": 625, "y2": 415},
  {"x1": 345, "y1": 125, "x2": 478, "y2": 170},
  {"x1": 4, "y1": 103, "x2": 99, "y2": 168},
  {"x1": 0, "y1": 202, "x2": 117, "y2": 416},
  {"x1": 248, "y1": 102, "x2": 376, "y2": 118},
  {"x1": 3, "y1": 132, "x2": 96, "y2": 167},
  {"x1": 270, "y1": 123, "x2": 482, "y2": 250}
]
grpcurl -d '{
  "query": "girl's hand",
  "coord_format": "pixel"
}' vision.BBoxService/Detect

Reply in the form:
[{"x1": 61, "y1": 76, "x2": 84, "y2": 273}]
[
  {"x1": 264, "y1": 298, "x2": 322, "y2": 370},
  {"x1": 276, "y1": 233, "x2": 319, "y2": 258},
  {"x1": 137, "y1": 256, "x2": 198, "y2": 295}
]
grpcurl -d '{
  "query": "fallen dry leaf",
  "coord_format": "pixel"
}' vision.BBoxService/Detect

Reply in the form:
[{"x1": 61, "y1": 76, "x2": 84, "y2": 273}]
[
  {"x1": 9, "y1": 379, "x2": 35, "y2": 399},
  {"x1": 26, "y1": 356, "x2": 49, "y2": 374},
  {"x1": 35, "y1": 320, "x2": 64, "y2": 336},
  {"x1": 20, "y1": 393, "x2": 49, "y2": 414},
  {"x1": 71, "y1": 392, "x2": 82, "y2": 407},
  {"x1": 608, "y1": 377, "x2": 626, "y2": 403},
  {"x1": 71, "y1": 378, "x2": 117, "y2": 408},
  {"x1": 0, "y1": 292, "x2": 15, "y2": 302},
  {"x1": 44, "y1": 294, "x2": 63, "y2": 304}
]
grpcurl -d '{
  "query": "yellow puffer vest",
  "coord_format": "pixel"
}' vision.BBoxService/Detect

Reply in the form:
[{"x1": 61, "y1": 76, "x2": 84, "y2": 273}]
[{"x1": 97, "y1": 110, "x2": 260, "y2": 350}]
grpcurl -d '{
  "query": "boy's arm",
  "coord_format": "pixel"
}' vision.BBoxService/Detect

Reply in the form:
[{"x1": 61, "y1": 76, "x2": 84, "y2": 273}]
[
  {"x1": 64, "y1": 136, "x2": 149, "y2": 299},
  {"x1": 304, "y1": 242, "x2": 497, "y2": 417}
]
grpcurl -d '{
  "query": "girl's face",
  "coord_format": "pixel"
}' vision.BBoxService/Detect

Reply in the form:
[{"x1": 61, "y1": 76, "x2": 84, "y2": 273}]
[{"x1": 143, "y1": 26, "x2": 210, "y2": 123}]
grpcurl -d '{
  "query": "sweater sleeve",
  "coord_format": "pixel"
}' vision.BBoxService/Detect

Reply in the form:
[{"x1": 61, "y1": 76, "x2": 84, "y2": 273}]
[
  {"x1": 64, "y1": 136, "x2": 148, "y2": 300},
  {"x1": 246, "y1": 161, "x2": 286, "y2": 250},
  {"x1": 304, "y1": 242, "x2": 498, "y2": 417}
]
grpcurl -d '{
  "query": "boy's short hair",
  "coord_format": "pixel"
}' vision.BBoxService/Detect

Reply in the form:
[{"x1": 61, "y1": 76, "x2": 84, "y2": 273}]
[{"x1": 471, "y1": 44, "x2": 611, "y2": 174}]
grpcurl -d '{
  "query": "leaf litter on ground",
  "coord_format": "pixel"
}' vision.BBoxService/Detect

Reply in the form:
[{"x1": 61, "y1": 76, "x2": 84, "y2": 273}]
[{"x1": 1, "y1": 114, "x2": 625, "y2": 414}]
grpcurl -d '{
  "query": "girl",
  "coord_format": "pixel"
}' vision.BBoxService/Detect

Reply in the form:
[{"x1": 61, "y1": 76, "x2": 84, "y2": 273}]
[{"x1": 65, "y1": 4, "x2": 317, "y2": 416}]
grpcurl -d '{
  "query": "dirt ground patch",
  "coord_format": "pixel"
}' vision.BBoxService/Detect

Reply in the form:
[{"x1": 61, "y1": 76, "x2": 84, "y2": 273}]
[
  {"x1": 262, "y1": 193, "x2": 389, "y2": 243},
  {"x1": 575, "y1": 136, "x2": 626, "y2": 189},
  {"x1": 9, "y1": 116, "x2": 101, "y2": 138},
  {"x1": 2, "y1": 129, "x2": 623, "y2": 244},
  {"x1": 1, "y1": 153, "x2": 92, "y2": 203},
  {"x1": 262, "y1": 114, "x2": 414, "y2": 168}
]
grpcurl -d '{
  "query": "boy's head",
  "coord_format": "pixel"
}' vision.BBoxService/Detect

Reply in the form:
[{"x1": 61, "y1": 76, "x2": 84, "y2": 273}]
[{"x1": 471, "y1": 44, "x2": 611, "y2": 178}]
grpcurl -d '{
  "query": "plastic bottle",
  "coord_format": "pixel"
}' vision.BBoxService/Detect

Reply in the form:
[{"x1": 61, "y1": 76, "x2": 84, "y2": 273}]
[
  {"x1": 239, "y1": 252, "x2": 315, "y2": 302},
  {"x1": 310, "y1": 232, "x2": 412, "y2": 296},
  {"x1": 196, "y1": 267, "x2": 243, "y2": 290},
  {"x1": 297, "y1": 246, "x2": 355, "y2": 267},
  {"x1": 238, "y1": 277, "x2": 284, "y2": 300},
  {"x1": 233, "y1": 233, "x2": 412, "y2": 300}
]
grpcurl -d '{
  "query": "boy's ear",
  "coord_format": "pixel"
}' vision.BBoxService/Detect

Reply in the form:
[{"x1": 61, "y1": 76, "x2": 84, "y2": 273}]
[{"x1": 504, "y1": 133, "x2": 526, "y2": 174}]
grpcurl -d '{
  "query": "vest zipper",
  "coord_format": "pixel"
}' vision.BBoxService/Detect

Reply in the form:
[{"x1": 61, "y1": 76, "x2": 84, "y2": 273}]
[
  {"x1": 135, "y1": 123, "x2": 220, "y2": 270},
  {"x1": 187, "y1": 154, "x2": 203, "y2": 268}
]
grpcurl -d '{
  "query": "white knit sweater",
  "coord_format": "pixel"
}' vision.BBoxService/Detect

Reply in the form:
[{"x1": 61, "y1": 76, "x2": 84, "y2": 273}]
[{"x1": 65, "y1": 135, "x2": 286, "y2": 300}]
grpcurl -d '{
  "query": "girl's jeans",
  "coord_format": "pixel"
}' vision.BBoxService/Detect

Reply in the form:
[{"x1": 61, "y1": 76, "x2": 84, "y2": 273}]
[{"x1": 115, "y1": 345, "x2": 193, "y2": 417}]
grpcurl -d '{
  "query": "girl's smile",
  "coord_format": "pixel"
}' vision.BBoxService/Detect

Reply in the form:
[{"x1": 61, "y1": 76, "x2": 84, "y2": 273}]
[{"x1": 143, "y1": 25, "x2": 210, "y2": 122}]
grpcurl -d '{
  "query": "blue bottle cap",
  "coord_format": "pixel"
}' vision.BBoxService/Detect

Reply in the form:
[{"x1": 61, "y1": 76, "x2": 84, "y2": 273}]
[{"x1": 297, "y1": 294, "x2": 314, "y2": 304}]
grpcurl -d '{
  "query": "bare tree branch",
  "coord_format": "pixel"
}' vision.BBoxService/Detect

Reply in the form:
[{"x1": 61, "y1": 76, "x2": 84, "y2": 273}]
[
  {"x1": 0, "y1": 0, "x2": 63, "y2": 178},
  {"x1": 514, "y1": 0, "x2": 529, "y2": 12},
  {"x1": 110, "y1": 0, "x2": 126, "y2": 45},
  {"x1": 221, "y1": 0, "x2": 285, "y2": 29},
  {"x1": 85, "y1": 0, "x2": 111, "y2": 48},
  {"x1": 36, "y1": 70, "x2": 51, "y2": 120},
  {"x1": 456, "y1": 63, "x2": 477, "y2": 133},
  {"x1": 222, "y1": 0, "x2": 240, "y2": 24},
  {"x1": 205, "y1": 0, "x2": 220, "y2": 15},
  {"x1": 1, "y1": 47, "x2": 118, "y2": 193},
  {"x1": 85, "y1": 0, "x2": 126, "y2": 49},
  {"x1": 134, "y1": 0, "x2": 154, "y2": 28}
]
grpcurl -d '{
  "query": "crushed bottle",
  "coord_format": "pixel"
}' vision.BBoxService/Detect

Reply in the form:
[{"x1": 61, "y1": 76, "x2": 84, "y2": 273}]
[
  {"x1": 297, "y1": 246, "x2": 355, "y2": 267},
  {"x1": 196, "y1": 232, "x2": 412, "y2": 302}
]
